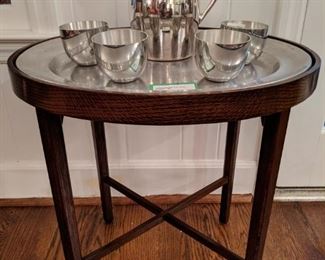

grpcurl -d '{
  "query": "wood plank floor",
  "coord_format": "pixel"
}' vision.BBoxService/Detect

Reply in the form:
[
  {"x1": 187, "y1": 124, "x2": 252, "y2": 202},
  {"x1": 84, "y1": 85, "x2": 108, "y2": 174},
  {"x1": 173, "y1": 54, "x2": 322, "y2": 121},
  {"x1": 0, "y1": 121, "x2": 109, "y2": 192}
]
[{"x1": 0, "y1": 202, "x2": 324, "y2": 259}]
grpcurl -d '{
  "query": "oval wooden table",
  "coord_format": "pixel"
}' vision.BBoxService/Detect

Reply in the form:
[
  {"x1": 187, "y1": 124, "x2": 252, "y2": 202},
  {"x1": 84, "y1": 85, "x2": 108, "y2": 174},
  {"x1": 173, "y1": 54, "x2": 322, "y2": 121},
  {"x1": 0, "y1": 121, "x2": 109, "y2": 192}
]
[{"x1": 8, "y1": 34, "x2": 320, "y2": 260}]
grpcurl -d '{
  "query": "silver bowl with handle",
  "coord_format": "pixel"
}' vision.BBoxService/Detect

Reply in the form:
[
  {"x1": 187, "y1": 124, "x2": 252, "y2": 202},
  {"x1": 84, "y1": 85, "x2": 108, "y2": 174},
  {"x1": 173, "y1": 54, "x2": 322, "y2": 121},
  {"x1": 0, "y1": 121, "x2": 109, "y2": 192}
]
[
  {"x1": 195, "y1": 29, "x2": 251, "y2": 82},
  {"x1": 221, "y1": 20, "x2": 268, "y2": 64},
  {"x1": 60, "y1": 20, "x2": 109, "y2": 66},
  {"x1": 92, "y1": 29, "x2": 148, "y2": 83}
]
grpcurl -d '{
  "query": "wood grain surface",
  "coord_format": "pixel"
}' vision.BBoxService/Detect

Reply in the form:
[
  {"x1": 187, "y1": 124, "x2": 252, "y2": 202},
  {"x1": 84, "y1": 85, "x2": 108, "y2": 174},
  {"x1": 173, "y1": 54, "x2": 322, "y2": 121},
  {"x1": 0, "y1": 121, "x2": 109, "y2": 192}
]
[
  {"x1": 220, "y1": 121, "x2": 241, "y2": 224},
  {"x1": 246, "y1": 110, "x2": 290, "y2": 260},
  {"x1": 91, "y1": 121, "x2": 114, "y2": 224},
  {"x1": 36, "y1": 108, "x2": 82, "y2": 259},
  {"x1": 0, "y1": 0, "x2": 11, "y2": 4},
  {"x1": 0, "y1": 202, "x2": 324, "y2": 260}
]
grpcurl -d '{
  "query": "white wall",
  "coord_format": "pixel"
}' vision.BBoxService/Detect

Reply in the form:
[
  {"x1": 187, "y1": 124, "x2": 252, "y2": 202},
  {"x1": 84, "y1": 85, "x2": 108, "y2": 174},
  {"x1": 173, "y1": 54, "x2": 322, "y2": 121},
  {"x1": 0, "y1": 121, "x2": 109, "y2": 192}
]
[
  {"x1": 277, "y1": 0, "x2": 325, "y2": 187},
  {"x1": 0, "y1": 0, "x2": 323, "y2": 198}
]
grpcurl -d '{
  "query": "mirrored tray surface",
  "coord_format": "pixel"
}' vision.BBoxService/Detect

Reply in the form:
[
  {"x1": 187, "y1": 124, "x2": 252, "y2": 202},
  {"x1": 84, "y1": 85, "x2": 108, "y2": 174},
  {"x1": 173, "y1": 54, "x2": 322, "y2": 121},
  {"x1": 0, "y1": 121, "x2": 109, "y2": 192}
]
[{"x1": 16, "y1": 37, "x2": 312, "y2": 94}]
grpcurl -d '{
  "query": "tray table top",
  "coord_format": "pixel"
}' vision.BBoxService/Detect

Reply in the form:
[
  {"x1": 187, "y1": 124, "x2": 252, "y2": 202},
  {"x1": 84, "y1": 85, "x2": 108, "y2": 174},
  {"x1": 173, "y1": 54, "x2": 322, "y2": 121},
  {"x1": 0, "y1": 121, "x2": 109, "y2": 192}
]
[
  {"x1": 8, "y1": 35, "x2": 321, "y2": 125},
  {"x1": 15, "y1": 37, "x2": 312, "y2": 94}
]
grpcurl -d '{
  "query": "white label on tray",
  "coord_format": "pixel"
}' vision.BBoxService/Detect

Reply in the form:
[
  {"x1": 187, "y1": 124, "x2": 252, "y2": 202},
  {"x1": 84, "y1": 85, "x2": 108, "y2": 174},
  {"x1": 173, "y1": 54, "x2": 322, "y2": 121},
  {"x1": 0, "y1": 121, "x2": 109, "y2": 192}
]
[{"x1": 150, "y1": 82, "x2": 197, "y2": 92}]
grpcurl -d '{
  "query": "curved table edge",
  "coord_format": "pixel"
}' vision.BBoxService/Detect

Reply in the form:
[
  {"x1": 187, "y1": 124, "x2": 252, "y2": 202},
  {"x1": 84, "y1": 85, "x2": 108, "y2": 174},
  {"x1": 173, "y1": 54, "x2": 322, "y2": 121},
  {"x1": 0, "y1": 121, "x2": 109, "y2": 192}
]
[{"x1": 7, "y1": 35, "x2": 321, "y2": 125}]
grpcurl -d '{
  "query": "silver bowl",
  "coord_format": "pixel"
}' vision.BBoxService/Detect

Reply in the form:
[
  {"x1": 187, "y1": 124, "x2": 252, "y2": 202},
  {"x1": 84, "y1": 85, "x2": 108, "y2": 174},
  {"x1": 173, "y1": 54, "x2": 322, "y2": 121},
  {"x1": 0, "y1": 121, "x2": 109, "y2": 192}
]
[
  {"x1": 59, "y1": 20, "x2": 109, "y2": 66},
  {"x1": 221, "y1": 20, "x2": 268, "y2": 64},
  {"x1": 92, "y1": 29, "x2": 148, "y2": 83},
  {"x1": 194, "y1": 29, "x2": 251, "y2": 82}
]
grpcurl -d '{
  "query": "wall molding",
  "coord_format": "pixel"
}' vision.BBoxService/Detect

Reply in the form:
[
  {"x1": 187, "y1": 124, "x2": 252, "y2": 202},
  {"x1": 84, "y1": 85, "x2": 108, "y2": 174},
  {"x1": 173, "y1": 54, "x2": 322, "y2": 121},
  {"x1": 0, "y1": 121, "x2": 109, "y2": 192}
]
[
  {"x1": 0, "y1": 194, "x2": 253, "y2": 207},
  {"x1": 0, "y1": 37, "x2": 54, "y2": 63},
  {"x1": 2, "y1": 187, "x2": 324, "y2": 205}
]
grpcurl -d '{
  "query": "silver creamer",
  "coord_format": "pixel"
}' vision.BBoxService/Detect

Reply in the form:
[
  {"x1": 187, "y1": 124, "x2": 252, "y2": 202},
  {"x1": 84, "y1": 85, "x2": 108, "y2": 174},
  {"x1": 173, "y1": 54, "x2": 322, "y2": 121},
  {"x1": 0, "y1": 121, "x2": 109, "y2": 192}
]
[{"x1": 130, "y1": 0, "x2": 217, "y2": 61}]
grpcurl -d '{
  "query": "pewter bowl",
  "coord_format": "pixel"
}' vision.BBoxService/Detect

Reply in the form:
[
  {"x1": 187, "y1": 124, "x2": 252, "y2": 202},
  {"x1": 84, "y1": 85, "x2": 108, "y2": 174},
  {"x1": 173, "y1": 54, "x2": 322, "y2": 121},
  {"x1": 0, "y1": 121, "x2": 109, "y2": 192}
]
[
  {"x1": 221, "y1": 20, "x2": 269, "y2": 64},
  {"x1": 195, "y1": 29, "x2": 251, "y2": 82},
  {"x1": 59, "y1": 20, "x2": 109, "y2": 66},
  {"x1": 92, "y1": 29, "x2": 148, "y2": 83}
]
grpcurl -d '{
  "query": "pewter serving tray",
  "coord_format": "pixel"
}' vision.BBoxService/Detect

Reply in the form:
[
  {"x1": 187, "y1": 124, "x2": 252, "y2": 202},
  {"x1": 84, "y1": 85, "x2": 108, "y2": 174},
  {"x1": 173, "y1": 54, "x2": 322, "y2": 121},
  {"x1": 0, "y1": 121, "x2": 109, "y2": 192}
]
[{"x1": 16, "y1": 37, "x2": 312, "y2": 93}]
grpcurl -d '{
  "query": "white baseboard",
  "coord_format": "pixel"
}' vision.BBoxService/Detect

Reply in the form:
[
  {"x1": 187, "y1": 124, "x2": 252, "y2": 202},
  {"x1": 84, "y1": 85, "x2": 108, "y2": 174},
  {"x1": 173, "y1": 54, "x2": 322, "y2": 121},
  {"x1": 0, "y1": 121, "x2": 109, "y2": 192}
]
[
  {"x1": 274, "y1": 188, "x2": 325, "y2": 202},
  {"x1": 3, "y1": 160, "x2": 323, "y2": 201},
  {"x1": 0, "y1": 160, "x2": 257, "y2": 198}
]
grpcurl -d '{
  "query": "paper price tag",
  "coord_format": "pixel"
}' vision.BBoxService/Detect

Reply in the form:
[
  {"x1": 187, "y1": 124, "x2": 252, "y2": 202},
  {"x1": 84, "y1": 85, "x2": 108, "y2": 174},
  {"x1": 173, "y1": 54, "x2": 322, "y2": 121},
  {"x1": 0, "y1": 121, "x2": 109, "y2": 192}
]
[{"x1": 149, "y1": 82, "x2": 197, "y2": 92}]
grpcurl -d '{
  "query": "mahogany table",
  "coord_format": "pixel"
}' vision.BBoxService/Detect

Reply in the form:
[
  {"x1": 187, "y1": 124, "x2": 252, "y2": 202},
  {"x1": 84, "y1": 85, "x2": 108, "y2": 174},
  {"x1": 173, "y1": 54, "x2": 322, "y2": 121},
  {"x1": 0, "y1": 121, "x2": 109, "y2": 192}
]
[{"x1": 8, "y1": 33, "x2": 320, "y2": 260}]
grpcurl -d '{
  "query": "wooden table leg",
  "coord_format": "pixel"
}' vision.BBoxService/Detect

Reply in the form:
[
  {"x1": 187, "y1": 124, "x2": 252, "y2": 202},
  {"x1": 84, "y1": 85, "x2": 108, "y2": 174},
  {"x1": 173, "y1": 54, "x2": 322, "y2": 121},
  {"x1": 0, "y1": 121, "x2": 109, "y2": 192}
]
[
  {"x1": 91, "y1": 121, "x2": 114, "y2": 223},
  {"x1": 220, "y1": 121, "x2": 241, "y2": 224},
  {"x1": 245, "y1": 110, "x2": 290, "y2": 260},
  {"x1": 36, "y1": 108, "x2": 82, "y2": 260}
]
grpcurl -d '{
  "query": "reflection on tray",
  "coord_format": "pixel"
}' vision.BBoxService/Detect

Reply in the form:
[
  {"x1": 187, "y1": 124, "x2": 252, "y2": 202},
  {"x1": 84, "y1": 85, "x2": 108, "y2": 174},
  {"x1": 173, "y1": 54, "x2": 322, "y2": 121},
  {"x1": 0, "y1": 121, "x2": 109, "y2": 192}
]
[
  {"x1": 48, "y1": 49, "x2": 281, "y2": 92},
  {"x1": 17, "y1": 37, "x2": 312, "y2": 94},
  {"x1": 71, "y1": 66, "x2": 109, "y2": 87},
  {"x1": 106, "y1": 79, "x2": 148, "y2": 92}
]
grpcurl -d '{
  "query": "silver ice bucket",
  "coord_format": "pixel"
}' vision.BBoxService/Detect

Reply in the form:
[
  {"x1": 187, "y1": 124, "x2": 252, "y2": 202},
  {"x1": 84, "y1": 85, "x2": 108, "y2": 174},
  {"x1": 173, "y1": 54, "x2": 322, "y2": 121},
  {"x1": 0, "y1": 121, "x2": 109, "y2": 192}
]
[{"x1": 130, "y1": 0, "x2": 218, "y2": 61}]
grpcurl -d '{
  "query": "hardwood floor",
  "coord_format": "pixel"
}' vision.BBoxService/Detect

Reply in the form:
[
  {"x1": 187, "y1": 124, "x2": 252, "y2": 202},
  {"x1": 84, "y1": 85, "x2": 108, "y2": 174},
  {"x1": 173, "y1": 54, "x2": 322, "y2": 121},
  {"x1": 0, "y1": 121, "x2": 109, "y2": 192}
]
[{"x1": 0, "y1": 202, "x2": 324, "y2": 259}]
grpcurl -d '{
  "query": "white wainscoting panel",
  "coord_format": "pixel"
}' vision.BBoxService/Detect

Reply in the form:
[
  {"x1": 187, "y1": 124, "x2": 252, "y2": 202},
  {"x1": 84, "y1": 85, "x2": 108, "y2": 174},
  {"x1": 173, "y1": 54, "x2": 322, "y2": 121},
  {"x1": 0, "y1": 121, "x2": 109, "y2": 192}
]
[
  {"x1": 71, "y1": 0, "x2": 117, "y2": 27},
  {"x1": 182, "y1": 124, "x2": 220, "y2": 160},
  {"x1": 274, "y1": 0, "x2": 308, "y2": 42},
  {"x1": 116, "y1": 0, "x2": 134, "y2": 27},
  {"x1": 0, "y1": 160, "x2": 257, "y2": 198},
  {"x1": 1, "y1": 0, "x2": 57, "y2": 39},
  {"x1": 126, "y1": 126, "x2": 183, "y2": 160},
  {"x1": 230, "y1": 0, "x2": 277, "y2": 34},
  {"x1": 0, "y1": 0, "x2": 31, "y2": 31},
  {"x1": 199, "y1": 0, "x2": 231, "y2": 27},
  {"x1": 217, "y1": 119, "x2": 262, "y2": 161},
  {"x1": 63, "y1": 119, "x2": 94, "y2": 161},
  {"x1": 278, "y1": 0, "x2": 325, "y2": 187},
  {"x1": 0, "y1": 65, "x2": 44, "y2": 162},
  {"x1": 105, "y1": 124, "x2": 129, "y2": 160}
]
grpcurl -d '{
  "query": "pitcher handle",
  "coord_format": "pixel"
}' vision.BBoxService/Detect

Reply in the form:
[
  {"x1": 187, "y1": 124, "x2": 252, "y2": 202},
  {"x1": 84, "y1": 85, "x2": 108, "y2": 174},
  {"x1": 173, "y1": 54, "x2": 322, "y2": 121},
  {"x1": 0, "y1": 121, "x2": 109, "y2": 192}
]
[{"x1": 198, "y1": 0, "x2": 218, "y2": 23}]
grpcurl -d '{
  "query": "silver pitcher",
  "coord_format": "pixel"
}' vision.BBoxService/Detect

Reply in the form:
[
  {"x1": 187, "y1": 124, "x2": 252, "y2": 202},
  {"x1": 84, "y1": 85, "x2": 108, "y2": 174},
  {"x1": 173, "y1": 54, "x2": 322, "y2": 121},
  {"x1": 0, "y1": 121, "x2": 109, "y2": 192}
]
[{"x1": 130, "y1": 0, "x2": 218, "y2": 61}]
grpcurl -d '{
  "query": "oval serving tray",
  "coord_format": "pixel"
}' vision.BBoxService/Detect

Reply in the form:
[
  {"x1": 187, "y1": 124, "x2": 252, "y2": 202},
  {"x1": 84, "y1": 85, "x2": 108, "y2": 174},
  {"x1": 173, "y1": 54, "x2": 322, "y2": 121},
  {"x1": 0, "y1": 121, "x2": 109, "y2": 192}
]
[{"x1": 16, "y1": 37, "x2": 312, "y2": 93}]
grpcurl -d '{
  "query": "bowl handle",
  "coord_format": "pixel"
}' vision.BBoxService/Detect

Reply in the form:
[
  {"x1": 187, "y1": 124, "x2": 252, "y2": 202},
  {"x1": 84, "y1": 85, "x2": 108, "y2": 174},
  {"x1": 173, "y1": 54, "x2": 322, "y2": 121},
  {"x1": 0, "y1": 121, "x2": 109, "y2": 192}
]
[{"x1": 198, "y1": 0, "x2": 218, "y2": 23}]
